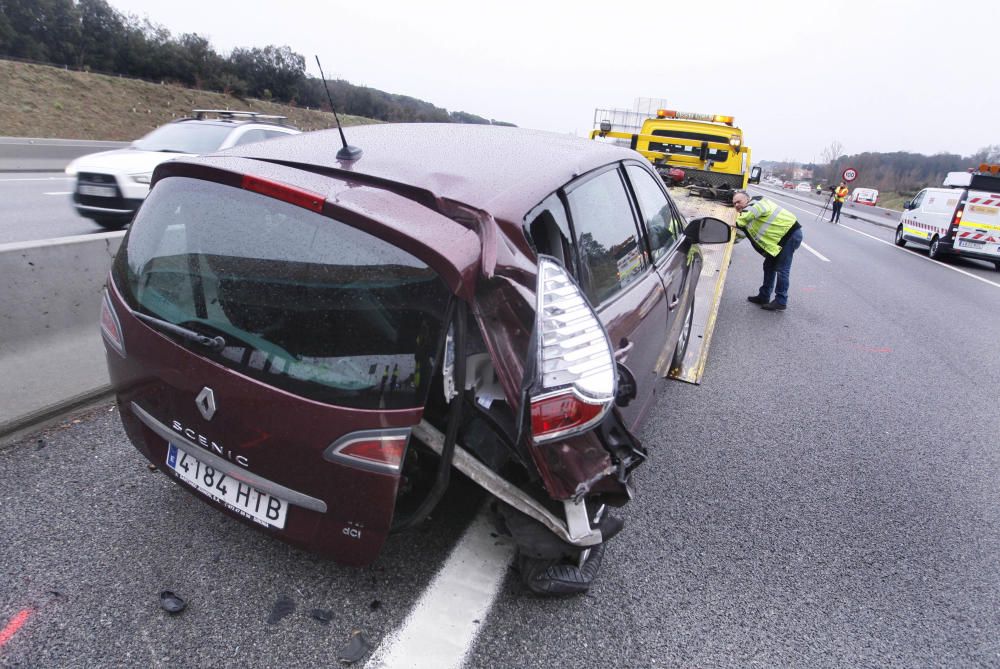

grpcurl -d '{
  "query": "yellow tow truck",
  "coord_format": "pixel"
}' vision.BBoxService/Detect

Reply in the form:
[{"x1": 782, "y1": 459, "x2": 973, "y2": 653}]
[{"x1": 591, "y1": 108, "x2": 760, "y2": 198}]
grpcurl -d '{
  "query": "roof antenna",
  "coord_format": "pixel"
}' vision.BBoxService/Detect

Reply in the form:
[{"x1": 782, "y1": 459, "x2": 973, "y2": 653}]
[{"x1": 315, "y1": 55, "x2": 362, "y2": 161}]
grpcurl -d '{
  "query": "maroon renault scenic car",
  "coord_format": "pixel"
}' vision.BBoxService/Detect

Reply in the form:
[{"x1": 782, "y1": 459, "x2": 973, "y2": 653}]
[{"x1": 100, "y1": 123, "x2": 730, "y2": 595}]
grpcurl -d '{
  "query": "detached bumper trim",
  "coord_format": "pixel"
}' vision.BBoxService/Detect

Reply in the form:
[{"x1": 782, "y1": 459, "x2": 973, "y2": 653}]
[
  {"x1": 130, "y1": 402, "x2": 328, "y2": 513},
  {"x1": 413, "y1": 420, "x2": 603, "y2": 547}
]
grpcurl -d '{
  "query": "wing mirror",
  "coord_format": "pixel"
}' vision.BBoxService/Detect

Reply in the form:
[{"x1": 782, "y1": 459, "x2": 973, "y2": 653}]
[
  {"x1": 748, "y1": 166, "x2": 762, "y2": 185},
  {"x1": 685, "y1": 217, "x2": 732, "y2": 244},
  {"x1": 903, "y1": 200, "x2": 913, "y2": 210}
]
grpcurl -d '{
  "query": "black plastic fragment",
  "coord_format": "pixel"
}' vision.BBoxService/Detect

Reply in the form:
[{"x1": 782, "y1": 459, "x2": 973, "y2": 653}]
[
  {"x1": 266, "y1": 595, "x2": 295, "y2": 624},
  {"x1": 368, "y1": 599, "x2": 381, "y2": 611},
  {"x1": 159, "y1": 591, "x2": 186, "y2": 614},
  {"x1": 338, "y1": 630, "x2": 372, "y2": 665},
  {"x1": 310, "y1": 608, "x2": 332, "y2": 624},
  {"x1": 519, "y1": 542, "x2": 607, "y2": 596}
]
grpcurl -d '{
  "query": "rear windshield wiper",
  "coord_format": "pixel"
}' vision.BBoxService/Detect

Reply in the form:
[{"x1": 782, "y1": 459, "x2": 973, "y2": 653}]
[{"x1": 133, "y1": 312, "x2": 226, "y2": 351}]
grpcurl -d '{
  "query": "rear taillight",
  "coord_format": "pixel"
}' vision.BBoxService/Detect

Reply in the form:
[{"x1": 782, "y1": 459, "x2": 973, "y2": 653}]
[
  {"x1": 949, "y1": 204, "x2": 965, "y2": 237},
  {"x1": 100, "y1": 289, "x2": 125, "y2": 357},
  {"x1": 530, "y1": 258, "x2": 616, "y2": 443},
  {"x1": 323, "y1": 429, "x2": 411, "y2": 474}
]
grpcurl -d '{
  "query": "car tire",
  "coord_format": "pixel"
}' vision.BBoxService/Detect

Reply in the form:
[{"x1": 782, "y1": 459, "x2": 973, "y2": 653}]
[
  {"x1": 671, "y1": 298, "x2": 695, "y2": 370},
  {"x1": 928, "y1": 235, "x2": 943, "y2": 260},
  {"x1": 994, "y1": 260, "x2": 1000, "y2": 272},
  {"x1": 92, "y1": 217, "x2": 128, "y2": 231},
  {"x1": 894, "y1": 225, "x2": 906, "y2": 247}
]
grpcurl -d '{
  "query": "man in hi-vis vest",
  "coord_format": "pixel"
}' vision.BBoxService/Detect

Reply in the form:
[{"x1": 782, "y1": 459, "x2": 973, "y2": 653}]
[
  {"x1": 831, "y1": 182, "x2": 849, "y2": 223},
  {"x1": 732, "y1": 191, "x2": 804, "y2": 311}
]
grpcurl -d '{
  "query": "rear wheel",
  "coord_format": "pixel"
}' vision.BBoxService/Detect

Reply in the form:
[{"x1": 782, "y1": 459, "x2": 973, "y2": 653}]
[
  {"x1": 894, "y1": 225, "x2": 906, "y2": 247},
  {"x1": 928, "y1": 235, "x2": 943, "y2": 260},
  {"x1": 671, "y1": 298, "x2": 695, "y2": 370},
  {"x1": 994, "y1": 260, "x2": 1000, "y2": 272}
]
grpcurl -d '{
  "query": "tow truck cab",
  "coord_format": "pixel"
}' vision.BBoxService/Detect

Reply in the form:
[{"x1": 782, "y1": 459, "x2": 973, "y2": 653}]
[{"x1": 591, "y1": 109, "x2": 757, "y2": 193}]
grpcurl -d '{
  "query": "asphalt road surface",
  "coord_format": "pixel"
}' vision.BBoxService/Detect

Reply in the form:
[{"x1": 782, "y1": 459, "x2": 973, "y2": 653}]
[
  {"x1": 0, "y1": 173, "x2": 110, "y2": 244},
  {"x1": 2, "y1": 189, "x2": 998, "y2": 667}
]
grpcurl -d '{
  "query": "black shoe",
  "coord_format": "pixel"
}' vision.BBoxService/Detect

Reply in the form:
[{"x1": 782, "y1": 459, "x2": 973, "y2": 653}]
[
  {"x1": 761, "y1": 301, "x2": 787, "y2": 311},
  {"x1": 747, "y1": 295, "x2": 767, "y2": 304}
]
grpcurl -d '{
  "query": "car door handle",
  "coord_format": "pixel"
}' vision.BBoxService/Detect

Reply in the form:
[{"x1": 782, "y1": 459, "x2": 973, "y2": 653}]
[
  {"x1": 668, "y1": 296, "x2": 680, "y2": 309},
  {"x1": 614, "y1": 339, "x2": 634, "y2": 362}
]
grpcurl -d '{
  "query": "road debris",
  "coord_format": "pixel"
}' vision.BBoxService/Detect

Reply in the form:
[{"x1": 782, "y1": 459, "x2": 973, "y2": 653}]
[
  {"x1": 266, "y1": 595, "x2": 295, "y2": 624},
  {"x1": 159, "y1": 591, "x2": 186, "y2": 614},
  {"x1": 337, "y1": 630, "x2": 372, "y2": 665}
]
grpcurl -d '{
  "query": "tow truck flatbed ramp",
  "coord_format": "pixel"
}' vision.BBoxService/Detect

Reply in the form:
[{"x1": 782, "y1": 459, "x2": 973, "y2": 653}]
[{"x1": 666, "y1": 187, "x2": 736, "y2": 384}]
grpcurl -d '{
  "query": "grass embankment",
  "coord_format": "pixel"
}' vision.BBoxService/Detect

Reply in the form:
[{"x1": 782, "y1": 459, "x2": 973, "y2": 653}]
[
  {"x1": 0, "y1": 59, "x2": 374, "y2": 140},
  {"x1": 872, "y1": 193, "x2": 907, "y2": 212}
]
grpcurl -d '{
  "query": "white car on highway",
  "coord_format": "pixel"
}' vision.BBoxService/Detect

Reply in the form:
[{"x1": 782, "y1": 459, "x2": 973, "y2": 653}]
[
  {"x1": 795, "y1": 182, "x2": 812, "y2": 192},
  {"x1": 65, "y1": 110, "x2": 299, "y2": 229}
]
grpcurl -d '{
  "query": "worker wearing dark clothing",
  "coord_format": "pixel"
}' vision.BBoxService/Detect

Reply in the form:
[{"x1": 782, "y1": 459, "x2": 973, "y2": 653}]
[
  {"x1": 831, "y1": 182, "x2": 849, "y2": 223},
  {"x1": 732, "y1": 191, "x2": 803, "y2": 311}
]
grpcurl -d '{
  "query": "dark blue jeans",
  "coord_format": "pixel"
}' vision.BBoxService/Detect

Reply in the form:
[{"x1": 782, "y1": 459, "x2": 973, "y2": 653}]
[
  {"x1": 831, "y1": 200, "x2": 843, "y2": 222},
  {"x1": 758, "y1": 227, "x2": 803, "y2": 305}
]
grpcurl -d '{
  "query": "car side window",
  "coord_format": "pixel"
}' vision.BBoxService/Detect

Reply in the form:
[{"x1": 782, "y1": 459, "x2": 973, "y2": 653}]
[
  {"x1": 526, "y1": 194, "x2": 575, "y2": 272},
  {"x1": 233, "y1": 129, "x2": 270, "y2": 146},
  {"x1": 910, "y1": 190, "x2": 926, "y2": 209},
  {"x1": 566, "y1": 168, "x2": 647, "y2": 305},
  {"x1": 625, "y1": 165, "x2": 683, "y2": 262}
]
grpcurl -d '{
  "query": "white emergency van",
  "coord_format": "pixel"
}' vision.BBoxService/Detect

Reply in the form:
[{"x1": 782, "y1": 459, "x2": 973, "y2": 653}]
[
  {"x1": 850, "y1": 187, "x2": 879, "y2": 205},
  {"x1": 894, "y1": 165, "x2": 1000, "y2": 270}
]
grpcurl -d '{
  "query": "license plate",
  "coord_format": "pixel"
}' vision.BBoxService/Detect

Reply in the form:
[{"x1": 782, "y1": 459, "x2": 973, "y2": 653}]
[
  {"x1": 959, "y1": 239, "x2": 985, "y2": 249},
  {"x1": 78, "y1": 184, "x2": 116, "y2": 197},
  {"x1": 166, "y1": 444, "x2": 288, "y2": 529}
]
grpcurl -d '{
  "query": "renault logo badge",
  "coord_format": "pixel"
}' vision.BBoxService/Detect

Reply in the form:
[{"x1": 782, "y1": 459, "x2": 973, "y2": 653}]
[{"x1": 195, "y1": 387, "x2": 217, "y2": 421}]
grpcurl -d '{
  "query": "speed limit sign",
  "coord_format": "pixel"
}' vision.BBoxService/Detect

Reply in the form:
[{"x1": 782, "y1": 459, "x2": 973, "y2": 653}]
[{"x1": 842, "y1": 167, "x2": 858, "y2": 182}]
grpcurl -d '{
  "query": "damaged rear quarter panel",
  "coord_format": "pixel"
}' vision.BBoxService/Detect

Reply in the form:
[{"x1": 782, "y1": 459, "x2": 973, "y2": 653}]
[{"x1": 471, "y1": 216, "x2": 617, "y2": 501}]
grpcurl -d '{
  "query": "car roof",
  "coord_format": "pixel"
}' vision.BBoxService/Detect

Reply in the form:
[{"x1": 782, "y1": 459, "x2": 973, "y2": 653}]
[{"x1": 216, "y1": 123, "x2": 642, "y2": 221}]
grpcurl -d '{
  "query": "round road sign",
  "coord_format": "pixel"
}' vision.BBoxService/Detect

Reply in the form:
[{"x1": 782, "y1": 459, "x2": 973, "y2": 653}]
[{"x1": 842, "y1": 167, "x2": 858, "y2": 182}]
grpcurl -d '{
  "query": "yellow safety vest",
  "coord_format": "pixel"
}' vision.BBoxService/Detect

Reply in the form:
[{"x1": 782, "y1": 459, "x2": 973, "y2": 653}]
[
  {"x1": 835, "y1": 187, "x2": 849, "y2": 203},
  {"x1": 736, "y1": 198, "x2": 799, "y2": 257}
]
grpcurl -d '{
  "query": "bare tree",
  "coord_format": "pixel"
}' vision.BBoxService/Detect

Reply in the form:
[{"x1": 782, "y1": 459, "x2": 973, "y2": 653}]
[{"x1": 821, "y1": 140, "x2": 844, "y2": 165}]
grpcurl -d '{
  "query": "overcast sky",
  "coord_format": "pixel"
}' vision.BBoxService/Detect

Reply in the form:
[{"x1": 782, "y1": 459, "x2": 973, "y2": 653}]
[{"x1": 109, "y1": 0, "x2": 998, "y2": 163}]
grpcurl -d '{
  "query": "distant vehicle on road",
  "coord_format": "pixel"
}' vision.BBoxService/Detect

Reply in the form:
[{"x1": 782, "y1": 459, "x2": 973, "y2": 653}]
[
  {"x1": 895, "y1": 164, "x2": 1000, "y2": 270},
  {"x1": 850, "y1": 187, "x2": 879, "y2": 206},
  {"x1": 795, "y1": 182, "x2": 811, "y2": 192},
  {"x1": 783, "y1": 181, "x2": 795, "y2": 189},
  {"x1": 65, "y1": 110, "x2": 299, "y2": 229}
]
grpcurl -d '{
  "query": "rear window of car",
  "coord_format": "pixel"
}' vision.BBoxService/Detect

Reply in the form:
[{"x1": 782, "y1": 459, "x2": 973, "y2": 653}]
[
  {"x1": 112, "y1": 176, "x2": 451, "y2": 409},
  {"x1": 132, "y1": 124, "x2": 233, "y2": 154}
]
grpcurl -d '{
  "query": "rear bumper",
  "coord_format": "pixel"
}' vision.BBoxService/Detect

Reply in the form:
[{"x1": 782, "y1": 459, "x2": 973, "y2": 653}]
[{"x1": 938, "y1": 238, "x2": 1000, "y2": 264}]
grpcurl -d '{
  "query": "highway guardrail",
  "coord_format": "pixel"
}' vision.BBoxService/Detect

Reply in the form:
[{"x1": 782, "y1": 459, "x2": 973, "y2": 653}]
[{"x1": 0, "y1": 232, "x2": 124, "y2": 438}]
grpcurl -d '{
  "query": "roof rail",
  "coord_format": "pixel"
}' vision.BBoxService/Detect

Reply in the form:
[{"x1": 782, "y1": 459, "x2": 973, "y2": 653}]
[{"x1": 189, "y1": 109, "x2": 289, "y2": 124}]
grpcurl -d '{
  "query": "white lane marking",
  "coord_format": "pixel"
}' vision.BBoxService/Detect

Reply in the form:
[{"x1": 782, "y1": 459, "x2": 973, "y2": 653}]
[
  {"x1": 43, "y1": 191, "x2": 73, "y2": 195},
  {"x1": 837, "y1": 223, "x2": 1000, "y2": 290},
  {"x1": 759, "y1": 190, "x2": 1000, "y2": 290},
  {"x1": 800, "y1": 242, "x2": 829, "y2": 262},
  {"x1": 0, "y1": 177, "x2": 73, "y2": 182},
  {"x1": 364, "y1": 513, "x2": 516, "y2": 669}
]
